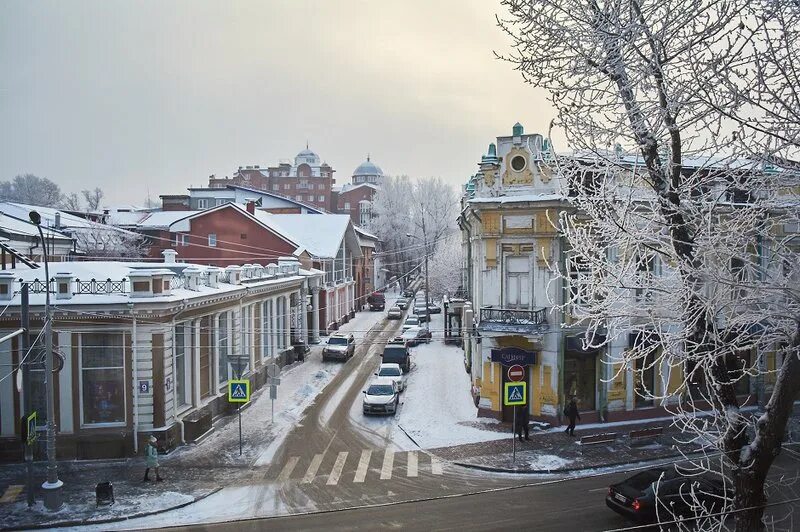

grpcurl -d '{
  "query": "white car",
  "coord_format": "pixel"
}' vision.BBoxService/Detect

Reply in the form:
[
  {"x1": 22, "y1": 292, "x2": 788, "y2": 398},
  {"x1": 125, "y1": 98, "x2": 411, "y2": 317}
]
[
  {"x1": 362, "y1": 377, "x2": 400, "y2": 416},
  {"x1": 402, "y1": 315, "x2": 420, "y2": 331},
  {"x1": 375, "y1": 363, "x2": 406, "y2": 392}
]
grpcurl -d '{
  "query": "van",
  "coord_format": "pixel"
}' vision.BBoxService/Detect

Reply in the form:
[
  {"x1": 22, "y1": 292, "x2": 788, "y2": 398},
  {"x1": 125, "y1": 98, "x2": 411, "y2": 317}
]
[
  {"x1": 381, "y1": 340, "x2": 410, "y2": 372},
  {"x1": 367, "y1": 292, "x2": 386, "y2": 311}
]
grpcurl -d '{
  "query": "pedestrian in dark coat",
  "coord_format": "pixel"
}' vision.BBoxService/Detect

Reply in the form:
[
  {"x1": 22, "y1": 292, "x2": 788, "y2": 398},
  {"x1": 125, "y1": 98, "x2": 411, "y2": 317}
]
[
  {"x1": 515, "y1": 406, "x2": 530, "y2": 441},
  {"x1": 143, "y1": 436, "x2": 163, "y2": 482},
  {"x1": 564, "y1": 397, "x2": 580, "y2": 437}
]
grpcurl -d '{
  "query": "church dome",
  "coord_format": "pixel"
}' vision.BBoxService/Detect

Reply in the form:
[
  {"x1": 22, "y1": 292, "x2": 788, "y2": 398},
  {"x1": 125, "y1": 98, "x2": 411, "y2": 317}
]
[
  {"x1": 353, "y1": 157, "x2": 383, "y2": 177},
  {"x1": 295, "y1": 146, "x2": 320, "y2": 165}
]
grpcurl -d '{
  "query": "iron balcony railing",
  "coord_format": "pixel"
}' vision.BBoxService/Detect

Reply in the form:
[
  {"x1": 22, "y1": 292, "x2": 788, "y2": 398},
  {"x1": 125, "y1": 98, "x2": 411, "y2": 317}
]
[
  {"x1": 479, "y1": 306, "x2": 548, "y2": 334},
  {"x1": 20, "y1": 278, "x2": 129, "y2": 295}
]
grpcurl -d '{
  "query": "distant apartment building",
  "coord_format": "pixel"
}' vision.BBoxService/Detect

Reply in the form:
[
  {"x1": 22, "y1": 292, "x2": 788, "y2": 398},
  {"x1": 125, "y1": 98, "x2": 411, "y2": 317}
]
[{"x1": 208, "y1": 147, "x2": 335, "y2": 211}]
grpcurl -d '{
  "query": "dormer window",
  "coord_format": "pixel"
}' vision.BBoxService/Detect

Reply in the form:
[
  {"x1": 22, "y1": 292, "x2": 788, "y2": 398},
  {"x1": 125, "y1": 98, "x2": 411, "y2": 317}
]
[
  {"x1": 129, "y1": 270, "x2": 154, "y2": 298},
  {"x1": 510, "y1": 155, "x2": 527, "y2": 172},
  {"x1": 0, "y1": 272, "x2": 15, "y2": 301}
]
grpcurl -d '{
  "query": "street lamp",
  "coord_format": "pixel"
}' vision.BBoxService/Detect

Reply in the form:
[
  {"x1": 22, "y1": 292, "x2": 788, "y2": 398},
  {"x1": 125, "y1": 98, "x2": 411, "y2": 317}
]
[
  {"x1": 406, "y1": 232, "x2": 430, "y2": 326},
  {"x1": 28, "y1": 210, "x2": 63, "y2": 510}
]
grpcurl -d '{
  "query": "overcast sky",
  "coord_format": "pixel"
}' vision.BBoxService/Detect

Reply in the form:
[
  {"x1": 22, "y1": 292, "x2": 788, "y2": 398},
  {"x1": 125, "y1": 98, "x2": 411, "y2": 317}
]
[{"x1": 0, "y1": 1, "x2": 555, "y2": 206}]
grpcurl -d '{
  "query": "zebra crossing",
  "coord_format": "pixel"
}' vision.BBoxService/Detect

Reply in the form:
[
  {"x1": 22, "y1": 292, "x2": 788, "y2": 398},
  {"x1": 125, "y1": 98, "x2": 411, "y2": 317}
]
[{"x1": 272, "y1": 449, "x2": 445, "y2": 486}]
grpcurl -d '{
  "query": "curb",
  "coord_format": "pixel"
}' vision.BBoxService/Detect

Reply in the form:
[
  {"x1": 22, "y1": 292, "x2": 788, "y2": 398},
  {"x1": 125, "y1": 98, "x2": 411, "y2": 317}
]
[
  {"x1": 2, "y1": 487, "x2": 223, "y2": 531},
  {"x1": 452, "y1": 450, "x2": 693, "y2": 475}
]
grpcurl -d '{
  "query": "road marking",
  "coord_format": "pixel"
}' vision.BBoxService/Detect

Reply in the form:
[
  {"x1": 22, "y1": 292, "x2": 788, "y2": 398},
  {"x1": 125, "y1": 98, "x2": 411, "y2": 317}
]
[
  {"x1": 431, "y1": 456, "x2": 444, "y2": 475},
  {"x1": 302, "y1": 454, "x2": 324, "y2": 484},
  {"x1": 327, "y1": 451, "x2": 348, "y2": 485},
  {"x1": 0, "y1": 485, "x2": 23, "y2": 503},
  {"x1": 588, "y1": 487, "x2": 608, "y2": 492},
  {"x1": 354, "y1": 450, "x2": 371, "y2": 483},
  {"x1": 380, "y1": 449, "x2": 394, "y2": 480},
  {"x1": 407, "y1": 451, "x2": 418, "y2": 477},
  {"x1": 277, "y1": 456, "x2": 299, "y2": 482}
]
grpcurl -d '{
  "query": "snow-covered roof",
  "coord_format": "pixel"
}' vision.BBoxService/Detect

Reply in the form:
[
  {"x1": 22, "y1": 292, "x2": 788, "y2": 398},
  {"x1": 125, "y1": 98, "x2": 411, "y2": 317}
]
[
  {"x1": 134, "y1": 210, "x2": 202, "y2": 229},
  {"x1": 252, "y1": 212, "x2": 357, "y2": 258},
  {"x1": 340, "y1": 182, "x2": 380, "y2": 194},
  {"x1": 0, "y1": 202, "x2": 98, "y2": 230},
  {"x1": 106, "y1": 210, "x2": 152, "y2": 226},
  {"x1": 468, "y1": 194, "x2": 566, "y2": 205},
  {"x1": 225, "y1": 184, "x2": 326, "y2": 213},
  {"x1": 0, "y1": 212, "x2": 73, "y2": 240},
  {"x1": 3, "y1": 259, "x2": 317, "y2": 308}
]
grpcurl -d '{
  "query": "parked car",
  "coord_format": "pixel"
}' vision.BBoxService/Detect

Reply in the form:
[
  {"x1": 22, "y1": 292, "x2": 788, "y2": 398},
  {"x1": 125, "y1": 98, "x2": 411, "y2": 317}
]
[
  {"x1": 401, "y1": 289, "x2": 414, "y2": 298},
  {"x1": 381, "y1": 339, "x2": 411, "y2": 372},
  {"x1": 387, "y1": 306, "x2": 403, "y2": 320},
  {"x1": 606, "y1": 468, "x2": 726, "y2": 524},
  {"x1": 396, "y1": 297, "x2": 409, "y2": 310},
  {"x1": 375, "y1": 363, "x2": 406, "y2": 391},
  {"x1": 401, "y1": 326, "x2": 431, "y2": 347},
  {"x1": 427, "y1": 303, "x2": 441, "y2": 314},
  {"x1": 412, "y1": 306, "x2": 429, "y2": 323},
  {"x1": 362, "y1": 378, "x2": 400, "y2": 415},
  {"x1": 322, "y1": 333, "x2": 355, "y2": 362},
  {"x1": 367, "y1": 292, "x2": 386, "y2": 311},
  {"x1": 402, "y1": 315, "x2": 420, "y2": 330}
]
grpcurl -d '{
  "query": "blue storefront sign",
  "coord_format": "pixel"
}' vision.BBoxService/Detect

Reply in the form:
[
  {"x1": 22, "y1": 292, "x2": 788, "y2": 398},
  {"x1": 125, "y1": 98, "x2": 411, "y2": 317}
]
[{"x1": 490, "y1": 347, "x2": 537, "y2": 366}]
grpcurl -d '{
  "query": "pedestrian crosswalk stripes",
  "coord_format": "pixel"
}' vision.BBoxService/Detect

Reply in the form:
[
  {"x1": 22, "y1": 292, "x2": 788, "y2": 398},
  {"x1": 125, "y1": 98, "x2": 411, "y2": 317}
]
[
  {"x1": 380, "y1": 448, "x2": 394, "y2": 480},
  {"x1": 407, "y1": 451, "x2": 418, "y2": 477},
  {"x1": 431, "y1": 457, "x2": 444, "y2": 476},
  {"x1": 302, "y1": 454, "x2": 324, "y2": 484},
  {"x1": 277, "y1": 456, "x2": 299, "y2": 482},
  {"x1": 273, "y1": 450, "x2": 445, "y2": 485},
  {"x1": 0, "y1": 485, "x2": 23, "y2": 504},
  {"x1": 353, "y1": 450, "x2": 371, "y2": 483},
  {"x1": 326, "y1": 452, "x2": 348, "y2": 485}
]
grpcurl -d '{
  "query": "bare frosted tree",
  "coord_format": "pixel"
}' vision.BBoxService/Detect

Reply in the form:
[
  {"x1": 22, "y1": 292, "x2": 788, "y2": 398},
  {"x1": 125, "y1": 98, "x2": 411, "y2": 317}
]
[
  {"x1": 0, "y1": 174, "x2": 63, "y2": 206},
  {"x1": 73, "y1": 224, "x2": 148, "y2": 259},
  {"x1": 82, "y1": 187, "x2": 104, "y2": 211},
  {"x1": 60, "y1": 192, "x2": 82, "y2": 211},
  {"x1": 499, "y1": 1, "x2": 799, "y2": 530},
  {"x1": 368, "y1": 176, "x2": 416, "y2": 286},
  {"x1": 426, "y1": 232, "x2": 462, "y2": 300}
]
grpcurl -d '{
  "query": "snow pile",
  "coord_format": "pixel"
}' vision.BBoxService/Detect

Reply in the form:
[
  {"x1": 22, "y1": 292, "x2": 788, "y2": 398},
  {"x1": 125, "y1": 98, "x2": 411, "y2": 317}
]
[{"x1": 525, "y1": 454, "x2": 572, "y2": 471}]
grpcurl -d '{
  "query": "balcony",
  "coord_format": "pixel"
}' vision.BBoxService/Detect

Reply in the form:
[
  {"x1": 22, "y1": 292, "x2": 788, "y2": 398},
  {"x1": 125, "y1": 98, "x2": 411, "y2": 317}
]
[{"x1": 478, "y1": 306, "x2": 548, "y2": 335}]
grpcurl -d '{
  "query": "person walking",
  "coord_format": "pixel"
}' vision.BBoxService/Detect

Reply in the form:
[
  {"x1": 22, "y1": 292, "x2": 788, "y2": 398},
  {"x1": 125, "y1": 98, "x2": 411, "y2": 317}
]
[
  {"x1": 515, "y1": 406, "x2": 531, "y2": 441},
  {"x1": 564, "y1": 397, "x2": 580, "y2": 437},
  {"x1": 143, "y1": 435, "x2": 163, "y2": 482}
]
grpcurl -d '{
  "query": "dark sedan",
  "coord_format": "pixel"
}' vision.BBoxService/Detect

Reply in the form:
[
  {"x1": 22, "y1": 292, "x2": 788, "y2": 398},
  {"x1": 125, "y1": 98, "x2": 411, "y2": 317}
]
[{"x1": 606, "y1": 468, "x2": 726, "y2": 524}]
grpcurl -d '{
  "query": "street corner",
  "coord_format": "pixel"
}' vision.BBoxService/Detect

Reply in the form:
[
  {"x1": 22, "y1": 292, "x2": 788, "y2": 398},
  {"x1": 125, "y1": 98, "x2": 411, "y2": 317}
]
[{"x1": 0, "y1": 472, "x2": 220, "y2": 531}]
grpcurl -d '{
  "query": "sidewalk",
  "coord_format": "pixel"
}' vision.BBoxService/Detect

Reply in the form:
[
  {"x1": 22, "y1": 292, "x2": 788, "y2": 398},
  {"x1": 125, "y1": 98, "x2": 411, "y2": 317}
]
[
  {"x1": 428, "y1": 415, "x2": 800, "y2": 474},
  {"x1": 0, "y1": 302, "x2": 394, "y2": 531}
]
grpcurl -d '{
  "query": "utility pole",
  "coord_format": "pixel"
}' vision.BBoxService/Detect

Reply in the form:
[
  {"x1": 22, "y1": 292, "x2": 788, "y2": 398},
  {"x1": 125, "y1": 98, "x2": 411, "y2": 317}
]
[
  {"x1": 422, "y1": 216, "x2": 431, "y2": 327},
  {"x1": 20, "y1": 284, "x2": 34, "y2": 507},
  {"x1": 29, "y1": 211, "x2": 62, "y2": 510}
]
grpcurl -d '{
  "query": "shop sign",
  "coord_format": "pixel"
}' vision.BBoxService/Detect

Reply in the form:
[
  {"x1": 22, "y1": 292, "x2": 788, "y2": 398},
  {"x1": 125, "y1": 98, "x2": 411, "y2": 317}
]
[{"x1": 491, "y1": 347, "x2": 536, "y2": 366}]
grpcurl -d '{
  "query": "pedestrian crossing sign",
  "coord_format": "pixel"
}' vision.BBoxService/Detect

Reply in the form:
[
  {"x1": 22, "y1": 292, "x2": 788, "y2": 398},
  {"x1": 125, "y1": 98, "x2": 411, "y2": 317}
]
[
  {"x1": 504, "y1": 381, "x2": 526, "y2": 406},
  {"x1": 228, "y1": 379, "x2": 250, "y2": 403}
]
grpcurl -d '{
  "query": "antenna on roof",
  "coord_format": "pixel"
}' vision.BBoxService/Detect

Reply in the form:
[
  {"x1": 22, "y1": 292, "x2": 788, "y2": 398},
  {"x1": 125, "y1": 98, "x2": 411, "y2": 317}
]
[
  {"x1": 367, "y1": 153, "x2": 370, "y2": 161},
  {"x1": 306, "y1": 140, "x2": 309, "y2": 149}
]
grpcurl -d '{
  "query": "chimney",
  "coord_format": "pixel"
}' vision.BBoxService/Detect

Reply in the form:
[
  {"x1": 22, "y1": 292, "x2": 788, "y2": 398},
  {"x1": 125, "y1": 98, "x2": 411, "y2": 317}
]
[
  {"x1": 246, "y1": 201, "x2": 256, "y2": 215},
  {"x1": 162, "y1": 249, "x2": 178, "y2": 264},
  {"x1": 54, "y1": 212, "x2": 61, "y2": 229}
]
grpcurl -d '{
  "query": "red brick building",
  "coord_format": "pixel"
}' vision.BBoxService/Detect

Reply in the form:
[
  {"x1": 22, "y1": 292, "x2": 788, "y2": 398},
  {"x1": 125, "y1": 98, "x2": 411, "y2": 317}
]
[{"x1": 208, "y1": 147, "x2": 335, "y2": 211}]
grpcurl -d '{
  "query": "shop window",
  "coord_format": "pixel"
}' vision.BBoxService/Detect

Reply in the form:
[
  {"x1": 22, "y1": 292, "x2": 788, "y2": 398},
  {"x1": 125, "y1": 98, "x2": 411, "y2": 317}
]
[
  {"x1": 563, "y1": 351, "x2": 596, "y2": 411},
  {"x1": 634, "y1": 347, "x2": 658, "y2": 407},
  {"x1": 199, "y1": 316, "x2": 212, "y2": 398},
  {"x1": 81, "y1": 333, "x2": 125, "y2": 425},
  {"x1": 174, "y1": 324, "x2": 190, "y2": 408},
  {"x1": 218, "y1": 311, "x2": 230, "y2": 384}
]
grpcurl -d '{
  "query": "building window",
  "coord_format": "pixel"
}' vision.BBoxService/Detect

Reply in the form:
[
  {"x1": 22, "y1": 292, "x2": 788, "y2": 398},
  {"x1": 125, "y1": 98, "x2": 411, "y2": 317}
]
[
  {"x1": 181, "y1": 234, "x2": 189, "y2": 247},
  {"x1": 218, "y1": 311, "x2": 230, "y2": 384},
  {"x1": 568, "y1": 255, "x2": 591, "y2": 308},
  {"x1": 197, "y1": 199, "x2": 209, "y2": 209},
  {"x1": 504, "y1": 255, "x2": 531, "y2": 308},
  {"x1": 273, "y1": 184, "x2": 279, "y2": 191},
  {"x1": 174, "y1": 323, "x2": 190, "y2": 408},
  {"x1": 343, "y1": 202, "x2": 350, "y2": 210},
  {"x1": 318, "y1": 195, "x2": 325, "y2": 202},
  {"x1": 199, "y1": 316, "x2": 212, "y2": 398},
  {"x1": 284, "y1": 184, "x2": 290, "y2": 190},
  {"x1": 510, "y1": 155, "x2": 527, "y2": 172},
  {"x1": 208, "y1": 234, "x2": 217, "y2": 247},
  {"x1": 80, "y1": 333, "x2": 125, "y2": 425},
  {"x1": 216, "y1": 199, "x2": 226, "y2": 206},
  {"x1": 262, "y1": 300, "x2": 272, "y2": 359},
  {"x1": 359, "y1": 201, "x2": 372, "y2": 226}
]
